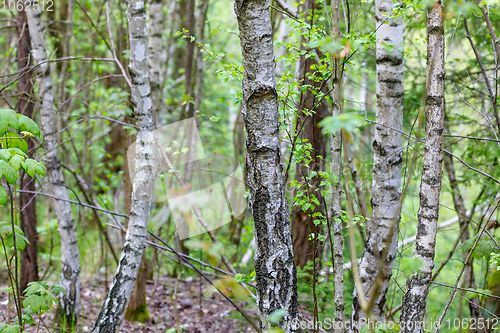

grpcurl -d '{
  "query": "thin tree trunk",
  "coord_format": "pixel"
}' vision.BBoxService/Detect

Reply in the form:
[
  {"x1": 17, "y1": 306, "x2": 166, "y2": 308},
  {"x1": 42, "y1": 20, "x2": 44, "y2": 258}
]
[
  {"x1": 292, "y1": 0, "x2": 328, "y2": 269},
  {"x1": 400, "y1": 2, "x2": 445, "y2": 331},
  {"x1": 148, "y1": 0, "x2": 164, "y2": 121},
  {"x1": 123, "y1": 0, "x2": 165, "y2": 322},
  {"x1": 25, "y1": 6, "x2": 81, "y2": 326},
  {"x1": 343, "y1": 141, "x2": 370, "y2": 220},
  {"x1": 193, "y1": 0, "x2": 209, "y2": 114},
  {"x1": 329, "y1": 0, "x2": 344, "y2": 330},
  {"x1": 17, "y1": 6, "x2": 39, "y2": 293},
  {"x1": 182, "y1": 0, "x2": 196, "y2": 119},
  {"x1": 354, "y1": 0, "x2": 404, "y2": 324},
  {"x1": 234, "y1": 1, "x2": 298, "y2": 331},
  {"x1": 92, "y1": 0, "x2": 156, "y2": 331}
]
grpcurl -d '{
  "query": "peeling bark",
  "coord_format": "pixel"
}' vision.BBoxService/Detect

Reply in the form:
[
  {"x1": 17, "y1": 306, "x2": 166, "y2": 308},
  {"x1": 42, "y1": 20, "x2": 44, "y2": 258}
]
[
  {"x1": 354, "y1": 0, "x2": 404, "y2": 324},
  {"x1": 234, "y1": 1, "x2": 298, "y2": 331},
  {"x1": 92, "y1": 0, "x2": 156, "y2": 331},
  {"x1": 329, "y1": 0, "x2": 344, "y2": 330},
  {"x1": 400, "y1": 3, "x2": 445, "y2": 331},
  {"x1": 25, "y1": 6, "x2": 81, "y2": 325}
]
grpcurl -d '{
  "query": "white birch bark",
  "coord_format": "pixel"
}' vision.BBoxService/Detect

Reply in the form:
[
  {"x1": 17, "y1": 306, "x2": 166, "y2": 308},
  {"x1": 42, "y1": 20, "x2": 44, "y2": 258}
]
[
  {"x1": 234, "y1": 1, "x2": 298, "y2": 331},
  {"x1": 400, "y1": 2, "x2": 445, "y2": 331},
  {"x1": 148, "y1": 0, "x2": 164, "y2": 118},
  {"x1": 329, "y1": 0, "x2": 344, "y2": 330},
  {"x1": 92, "y1": 0, "x2": 156, "y2": 331},
  {"x1": 25, "y1": 6, "x2": 81, "y2": 324},
  {"x1": 354, "y1": 0, "x2": 404, "y2": 323}
]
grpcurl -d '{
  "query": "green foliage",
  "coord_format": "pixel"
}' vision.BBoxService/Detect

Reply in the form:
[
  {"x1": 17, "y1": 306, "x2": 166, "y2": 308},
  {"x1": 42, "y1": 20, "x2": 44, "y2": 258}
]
[
  {"x1": 0, "y1": 108, "x2": 45, "y2": 205},
  {"x1": 0, "y1": 281, "x2": 66, "y2": 333},
  {"x1": 0, "y1": 221, "x2": 30, "y2": 251},
  {"x1": 458, "y1": 237, "x2": 498, "y2": 260},
  {"x1": 318, "y1": 113, "x2": 364, "y2": 137}
]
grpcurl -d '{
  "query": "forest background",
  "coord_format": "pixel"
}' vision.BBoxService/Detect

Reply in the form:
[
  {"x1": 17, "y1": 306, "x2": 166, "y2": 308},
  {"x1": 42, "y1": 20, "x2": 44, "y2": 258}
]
[{"x1": 0, "y1": 0, "x2": 499, "y2": 332}]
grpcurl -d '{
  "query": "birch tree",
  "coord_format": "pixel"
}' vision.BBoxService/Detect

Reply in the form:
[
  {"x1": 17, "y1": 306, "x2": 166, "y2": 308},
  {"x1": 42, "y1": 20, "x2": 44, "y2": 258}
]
[
  {"x1": 354, "y1": 0, "x2": 404, "y2": 323},
  {"x1": 148, "y1": 0, "x2": 164, "y2": 118},
  {"x1": 234, "y1": 0, "x2": 298, "y2": 331},
  {"x1": 400, "y1": 2, "x2": 445, "y2": 331},
  {"x1": 25, "y1": 5, "x2": 81, "y2": 326},
  {"x1": 92, "y1": 0, "x2": 156, "y2": 331},
  {"x1": 330, "y1": 0, "x2": 344, "y2": 330}
]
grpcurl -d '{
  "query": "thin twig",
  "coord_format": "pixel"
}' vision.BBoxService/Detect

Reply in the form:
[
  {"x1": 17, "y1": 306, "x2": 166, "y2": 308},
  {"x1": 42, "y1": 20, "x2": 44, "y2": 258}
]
[
  {"x1": 16, "y1": 189, "x2": 129, "y2": 218},
  {"x1": 105, "y1": 2, "x2": 132, "y2": 89},
  {"x1": 463, "y1": 16, "x2": 500, "y2": 136},
  {"x1": 444, "y1": 149, "x2": 500, "y2": 184},
  {"x1": 431, "y1": 281, "x2": 500, "y2": 300}
]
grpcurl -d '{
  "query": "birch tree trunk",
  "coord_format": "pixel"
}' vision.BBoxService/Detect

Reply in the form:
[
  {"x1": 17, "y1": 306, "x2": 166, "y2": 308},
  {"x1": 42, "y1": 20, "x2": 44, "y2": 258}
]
[
  {"x1": 17, "y1": 6, "x2": 40, "y2": 293},
  {"x1": 92, "y1": 0, "x2": 156, "y2": 331},
  {"x1": 329, "y1": 0, "x2": 344, "y2": 330},
  {"x1": 25, "y1": 6, "x2": 81, "y2": 326},
  {"x1": 354, "y1": 0, "x2": 404, "y2": 323},
  {"x1": 400, "y1": 2, "x2": 445, "y2": 331},
  {"x1": 122, "y1": 0, "x2": 164, "y2": 322},
  {"x1": 148, "y1": 0, "x2": 164, "y2": 119},
  {"x1": 234, "y1": 1, "x2": 298, "y2": 331}
]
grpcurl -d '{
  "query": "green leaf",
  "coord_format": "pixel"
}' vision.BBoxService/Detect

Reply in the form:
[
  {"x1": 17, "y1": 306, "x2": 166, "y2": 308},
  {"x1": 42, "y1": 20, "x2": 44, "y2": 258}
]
[
  {"x1": 50, "y1": 285, "x2": 67, "y2": 296},
  {"x1": 0, "y1": 185, "x2": 7, "y2": 205},
  {"x1": 5, "y1": 232, "x2": 30, "y2": 250},
  {"x1": 1, "y1": 131, "x2": 28, "y2": 153},
  {"x1": 0, "y1": 109, "x2": 19, "y2": 131},
  {"x1": 0, "y1": 221, "x2": 11, "y2": 235},
  {"x1": 3, "y1": 324, "x2": 22, "y2": 333},
  {"x1": 7, "y1": 148, "x2": 27, "y2": 158},
  {"x1": 22, "y1": 313, "x2": 35, "y2": 326},
  {"x1": 23, "y1": 294, "x2": 49, "y2": 313},
  {"x1": 0, "y1": 120, "x2": 6, "y2": 136},
  {"x1": 24, "y1": 281, "x2": 45, "y2": 296},
  {"x1": 0, "y1": 150, "x2": 11, "y2": 161},
  {"x1": 268, "y1": 308, "x2": 287, "y2": 324},
  {"x1": 318, "y1": 113, "x2": 364, "y2": 136},
  {"x1": 24, "y1": 159, "x2": 45, "y2": 177},
  {"x1": 18, "y1": 115, "x2": 41, "y2": 137},
  {"x1": 9, "y1": 155, "x2": 24, "y2": 171},
  {"x1": 0, "y1": 160, "x2": 18, "y2": 184}
]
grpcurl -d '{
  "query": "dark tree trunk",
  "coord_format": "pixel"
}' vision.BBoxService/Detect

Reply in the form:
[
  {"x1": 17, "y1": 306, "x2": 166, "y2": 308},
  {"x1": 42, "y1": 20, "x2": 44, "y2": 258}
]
[
  {"x1": 172, "y1": 0, "x2": 187, "y2": 79},
  {"x1": 17, "y1": 6, "x2": 39, "y2": 293},
  {"x1": 291, "y1": 35, "x2": 328, "y2": 268}
]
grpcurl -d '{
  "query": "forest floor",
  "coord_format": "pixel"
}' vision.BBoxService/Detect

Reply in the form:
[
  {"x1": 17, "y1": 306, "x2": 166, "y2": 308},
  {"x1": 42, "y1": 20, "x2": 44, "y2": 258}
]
[{"x1": 0, "y1": 275, "x2": 255, "y2": 332}]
